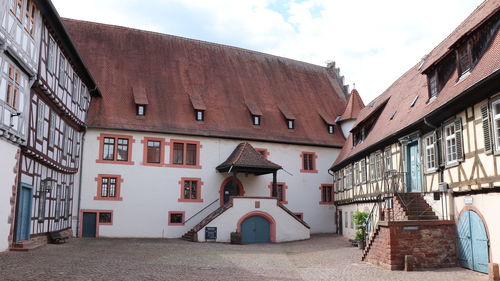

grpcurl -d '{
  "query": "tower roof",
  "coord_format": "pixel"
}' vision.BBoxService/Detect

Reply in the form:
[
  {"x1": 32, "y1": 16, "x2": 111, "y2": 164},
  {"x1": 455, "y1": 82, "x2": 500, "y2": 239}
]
[{"x1": 339, "y1": 89, "x2": 365, "y2": 122}]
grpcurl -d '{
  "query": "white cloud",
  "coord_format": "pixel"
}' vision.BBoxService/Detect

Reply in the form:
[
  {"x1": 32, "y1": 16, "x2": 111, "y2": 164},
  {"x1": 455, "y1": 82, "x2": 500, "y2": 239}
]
[{"x1": 52, "y1": 0, "x2": 483, "y2": 103}]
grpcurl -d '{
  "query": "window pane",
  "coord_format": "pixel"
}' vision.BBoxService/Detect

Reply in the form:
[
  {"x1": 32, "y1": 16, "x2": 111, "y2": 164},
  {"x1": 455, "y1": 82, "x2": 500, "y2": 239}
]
[
  {"x1": 103, "y1": 137, "x2": 115, "y2": 160},
  {"x1": 184, "y1": 181, "x2": 190, "y2": 199},
  {"x1": 99, "y1": 212, "x2": 112, "y2": 223},
  {"x1": 173, "y1": 143, "x2": 184, "y2": 164},
  {"x1": 101, "y1": 178, "x2": 108, "y2": 197},
  {"x1": 186, "y1": 144, "x2": 197, "y2": 165},
  {"x1": 191, "y1": 181, "x2": 197, "y2": 199},
  {"x1": 170, "y1": 213, "x2": 183, "y2": 224},
  {"x1": 117, "y1": 138, "x2": 129, "y2": 161},
  {"x1": 147, "y1": 141, "x2": 161, "y2": 163}
]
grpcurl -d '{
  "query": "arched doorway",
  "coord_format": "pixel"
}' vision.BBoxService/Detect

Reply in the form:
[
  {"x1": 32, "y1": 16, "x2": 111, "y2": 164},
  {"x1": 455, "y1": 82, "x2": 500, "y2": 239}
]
[
  {"x1": 219, "y1": 177, "x2": 244, "y2": 205},
  {"x1": 457, "y1": 209, "x2": 489, "y2": 274},
  {"x1": 241, "y1": 216, "x2": 270, "y2": 244}
]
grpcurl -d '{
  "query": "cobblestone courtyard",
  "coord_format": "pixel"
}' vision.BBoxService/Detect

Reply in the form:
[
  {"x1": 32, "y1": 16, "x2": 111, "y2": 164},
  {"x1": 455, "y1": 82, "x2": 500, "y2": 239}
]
[{"x1": 0, "y1": 234, "x2": 488, "y2": 281}]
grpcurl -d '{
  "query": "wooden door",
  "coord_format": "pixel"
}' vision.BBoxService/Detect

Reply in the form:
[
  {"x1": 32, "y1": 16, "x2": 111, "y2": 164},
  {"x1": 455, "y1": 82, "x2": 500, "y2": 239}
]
[
  {"x1": 406, "y1": 141, "x2": 421, "y2": 192},
  {"x1": 15, "y1": 184, "x2": 33, "y2": 241},
  {"x1": 82, "y1": 212, "x2": 97, "y2": 238},
  {"x1": 241, "y1": 216, "x2": 270, "y2": 244},
  {"x1": 458, "y1": 210, "x2": 489, "y2": 274}
]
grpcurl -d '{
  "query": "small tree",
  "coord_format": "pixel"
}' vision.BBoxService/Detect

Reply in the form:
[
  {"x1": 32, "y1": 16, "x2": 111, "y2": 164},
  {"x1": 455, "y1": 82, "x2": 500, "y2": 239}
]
[{"x1": 353, "y1": 211, "x2": 369, "y2": 244}]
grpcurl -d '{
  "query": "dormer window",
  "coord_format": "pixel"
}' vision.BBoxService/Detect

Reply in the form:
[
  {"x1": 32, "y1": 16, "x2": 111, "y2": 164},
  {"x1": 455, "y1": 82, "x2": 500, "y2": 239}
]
[
  {"x1": 252, "y1": 115, "x2": 260, "y2": 126},
  {"x1": 195, "y1": 110, "x2": 204, "y2": 121},
  {"x1": 428, "y1": 73, "x2": 438, "y2": 98},
  {"x1": 327, "y1": 125, "x2": 334, "y2": 134},
  {"x1": 137, "y1": 105, "x2": 146, "y2": 116},
  {"x1": 457, "y1": 43, "x2": 471, "y2": 77},
  {"x1": 287, "y1": 119, "x2": 294, "y2": 130}
]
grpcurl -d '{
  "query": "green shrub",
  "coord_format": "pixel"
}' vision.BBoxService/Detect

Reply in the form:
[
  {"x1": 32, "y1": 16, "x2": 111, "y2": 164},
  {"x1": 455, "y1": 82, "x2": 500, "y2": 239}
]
[{"x1": 353, "y1": 211, "x2": 369, "y2": 242}]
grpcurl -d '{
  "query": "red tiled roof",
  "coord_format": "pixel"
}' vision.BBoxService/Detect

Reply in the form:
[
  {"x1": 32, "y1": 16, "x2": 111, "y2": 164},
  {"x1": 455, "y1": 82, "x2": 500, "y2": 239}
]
[
  {"x1": 216, "y1": 142, "x2": 282, "y2": 172},
  {"x1": 332, "y1": 2, "x2": 500, "y2": 169},
  {"x1": 339, "y1": 89, "x2": 365, "y2": 122},
  {"x1": 62, "y1": 19, "x2": 348, "y2": 147},
  {"x1": 132, "y1": 86, "x2": 148, "y2": 105}
]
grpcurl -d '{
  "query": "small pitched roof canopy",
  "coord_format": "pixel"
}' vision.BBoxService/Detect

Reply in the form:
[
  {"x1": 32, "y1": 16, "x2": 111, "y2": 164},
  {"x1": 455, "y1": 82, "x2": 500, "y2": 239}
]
[
  {"x1": 217, "y1": 142, "x2": 282, "y2": 175},
  {"x1": 133, "y1": 86, "x2": 149, "y2": 105},
  {"x1": 188, "y1": 91, "x2": 207, "y2": 111},
  {"x1": 338, "y1": 89, "x2": 365, "y2": 122}
]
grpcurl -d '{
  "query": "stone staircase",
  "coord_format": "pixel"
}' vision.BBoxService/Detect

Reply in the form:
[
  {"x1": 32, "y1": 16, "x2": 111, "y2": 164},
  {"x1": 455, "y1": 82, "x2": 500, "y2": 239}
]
[
  {"x1": 181, "y1": 203, "x2": 233, "y2": 242},
  {"x1": 392, "y1": 193, "x2": 438, "y2": 220},
  {"x1": 362, "y1": 193, "x2": 438, "y2": 261},
  {"x1": 10, "y1": 240, "x2": 44, "y2": 252}
]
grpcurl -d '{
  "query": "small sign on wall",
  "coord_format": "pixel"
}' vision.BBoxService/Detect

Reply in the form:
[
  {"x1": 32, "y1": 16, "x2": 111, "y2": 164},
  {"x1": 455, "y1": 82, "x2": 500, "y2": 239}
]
[
  {"x1": 464, "y1": 196, "x2": 473, "y2": 205},
  {"x1": 403, "y1": 226, "x2": 419, "y2": 231},
  {"x1": 205, "y1": 227, "x2": 217, "y2": 241}
]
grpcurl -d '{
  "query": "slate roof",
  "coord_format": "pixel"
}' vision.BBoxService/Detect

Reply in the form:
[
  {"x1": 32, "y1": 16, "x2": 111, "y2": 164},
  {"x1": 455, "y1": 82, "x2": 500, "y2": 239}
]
[
  {"x1": 216, "y1": 142, "x2": 282, "y2": 173},
  {"x1": 339, "y1": 89, "x2": 365, "y2": 122},
  {"x1": 62, "y1": 19, "x2": 348, "y2": 147},
  {"x1": 332, "y1": 0, "x2": 500, "y2": 170}
]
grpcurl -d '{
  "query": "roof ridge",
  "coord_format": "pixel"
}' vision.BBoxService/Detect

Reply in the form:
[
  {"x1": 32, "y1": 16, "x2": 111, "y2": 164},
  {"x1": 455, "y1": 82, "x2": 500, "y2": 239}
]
[
  {"x1": 232, "y1": 142, "x2": 249, "y2": 166},
  {"x1": 61, "y1": 17, "x2": 329, "y2": 72}
]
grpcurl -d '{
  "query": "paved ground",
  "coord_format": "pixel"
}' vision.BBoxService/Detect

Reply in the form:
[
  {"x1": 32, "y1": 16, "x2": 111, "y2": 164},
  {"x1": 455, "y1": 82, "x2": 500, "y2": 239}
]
[{"x1": 0, "y1": 234, "x2": 488, "y2": 281}]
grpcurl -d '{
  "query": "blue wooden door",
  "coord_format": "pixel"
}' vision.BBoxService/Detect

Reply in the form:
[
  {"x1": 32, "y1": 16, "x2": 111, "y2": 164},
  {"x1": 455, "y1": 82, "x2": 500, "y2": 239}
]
[
  {"x1": 82, "y1": 212, "x2": 97, "y2": 238},
  {"x1": 406, "y1": 141, "x2": 421, "y2": 192},
  {"x1": 241, "y1": 216, "x2": 270, "y2": 244},
  {"x1": 457, "y1": 210, "x2": 489, "y2": 274},
  {"x1": 16, "y1": 184, "x2": 33, "y2": 241}
]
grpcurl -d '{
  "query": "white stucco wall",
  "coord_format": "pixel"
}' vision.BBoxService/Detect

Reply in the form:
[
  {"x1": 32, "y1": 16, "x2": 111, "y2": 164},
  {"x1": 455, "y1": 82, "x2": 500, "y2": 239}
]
[
  {"x1": 339, "y1": 119, "x2": 356, "y2": 139},
  {"x1": 0, "y1": 139, "x2": 18, "y2": 251},
  {"x1": 79, "y1": 129, "x2": 339, "y2": 238},
  {"x1": 336, "y1": 202, "x2": 374, "y2": 240},
  {"x1": 454, "y1": 193, "x2": 500, "y2": 265},
  {"x1": 196, "y1": 197, "x2": 310, "y2": 243}
]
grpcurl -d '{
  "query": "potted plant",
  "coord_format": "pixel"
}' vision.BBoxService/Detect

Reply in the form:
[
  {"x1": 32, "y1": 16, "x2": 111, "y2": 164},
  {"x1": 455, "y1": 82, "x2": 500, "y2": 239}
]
[
  {"x1": 230, "y1": 231, "x2": 241, "y2": 244},
  {"x1": 353, "y1": 211, "x2": 369, "y2": 250}
]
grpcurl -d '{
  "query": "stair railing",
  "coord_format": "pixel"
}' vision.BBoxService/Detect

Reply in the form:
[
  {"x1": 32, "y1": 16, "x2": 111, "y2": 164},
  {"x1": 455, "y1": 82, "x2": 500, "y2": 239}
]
[
  {"x1": 364, "y1": 194, "x2": 384, "y2": 248},
  {"x1": 184, "y1": 198, "x2": 219, "y2": 225}
]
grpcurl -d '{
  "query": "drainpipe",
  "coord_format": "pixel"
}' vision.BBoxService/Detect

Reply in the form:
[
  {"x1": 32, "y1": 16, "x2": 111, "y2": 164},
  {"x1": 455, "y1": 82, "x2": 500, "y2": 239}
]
[{"x1": 76, "y1": 129, "x2": 86, "y2": 237}]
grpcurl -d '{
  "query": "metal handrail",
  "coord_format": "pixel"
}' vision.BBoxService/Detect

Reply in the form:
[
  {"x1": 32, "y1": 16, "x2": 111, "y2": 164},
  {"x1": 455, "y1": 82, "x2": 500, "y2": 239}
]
[
  {"x1": 184, "y1": 198, "x2": 219, "y2": 224},
  {"x1": 364, "y1": 194, "x2": 384, "y2": 248}
]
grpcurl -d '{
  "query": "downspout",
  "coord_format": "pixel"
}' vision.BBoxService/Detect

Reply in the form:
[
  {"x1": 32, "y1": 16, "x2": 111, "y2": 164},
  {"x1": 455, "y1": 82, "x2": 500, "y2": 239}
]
[{"x1": 76, "y1": 129, "x2": 86, "y2": 237}]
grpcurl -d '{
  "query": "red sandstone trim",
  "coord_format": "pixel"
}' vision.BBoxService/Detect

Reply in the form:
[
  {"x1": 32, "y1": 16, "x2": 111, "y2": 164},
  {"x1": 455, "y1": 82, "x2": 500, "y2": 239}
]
[
  {"x1": 319, "y1": 184, "x2": 334, "y2": 205},
  {"x1": 178, "y1": 177, "x2": 204, "y2": 203},
  {"x1": 300, "y1": 151, "x2": 318, "y2": 173},
  {"x1": 237, "y1": 211, "x2": 276, "y2": 243},
  {"x1": 93, "y1": 174, "x2": 124, "y2": 201},
  {"x1": 96, "y1": 133, "x2": 135, "y2": 165},
  {"x1": 140, "y1": 137, "x2": 166, "y2": 167},
  {"x1": 165, "y1": 139, "x2": 202, "y2": 169},
  {"x1": 219, "y1": 177, "x2": 245, "y2": 206}
]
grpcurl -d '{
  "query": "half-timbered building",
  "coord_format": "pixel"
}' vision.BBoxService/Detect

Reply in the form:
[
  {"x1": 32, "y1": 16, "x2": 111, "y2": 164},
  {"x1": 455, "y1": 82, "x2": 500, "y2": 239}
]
[
  {"x1": 330, "y1": 0, "x2": 500, "y2": 276},
  {"x1": 0, "y1": 0, "x2": 42, "y2": 252},
  {"x1": 9, "y1": 0, "x2": 100, "y2": 250},
  {"x1": 62, "y1": 18, "x2": 350, "y2": 243}
]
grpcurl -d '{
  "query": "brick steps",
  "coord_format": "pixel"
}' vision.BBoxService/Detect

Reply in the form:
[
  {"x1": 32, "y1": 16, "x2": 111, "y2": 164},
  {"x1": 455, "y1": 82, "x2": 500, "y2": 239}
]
[
  {"x1": 181, "y1": 203, "x2": 233, "y2": 242},
  {"x1": 10, "y1": 240, "x2": 44, "y2": 252}
]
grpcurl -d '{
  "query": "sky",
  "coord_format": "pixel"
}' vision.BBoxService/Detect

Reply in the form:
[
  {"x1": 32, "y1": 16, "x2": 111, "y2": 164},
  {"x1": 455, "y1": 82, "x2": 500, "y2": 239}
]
[{"x1": 52, "y1": 0, "x2": 484, "y2": 103}]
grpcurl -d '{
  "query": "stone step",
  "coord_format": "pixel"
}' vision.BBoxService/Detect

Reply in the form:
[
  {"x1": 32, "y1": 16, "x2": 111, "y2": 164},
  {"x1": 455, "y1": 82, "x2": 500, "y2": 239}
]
[
  {"x1": 10, "y1": 240, "x2": 44, "y2": 252},
  {"x1": 406, "y1": 215, "x2": 439, "y2": 220}
]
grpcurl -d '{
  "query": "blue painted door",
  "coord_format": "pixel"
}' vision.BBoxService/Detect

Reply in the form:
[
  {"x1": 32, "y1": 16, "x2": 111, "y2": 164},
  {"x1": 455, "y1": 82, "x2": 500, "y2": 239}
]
[
  {"x1": 16, "y1": 184, "x2": 33, "y2": 241},
  {"x1": 241, "y1": 216, "x2": 270, "y2": 244},
  {"x1": 82, "y1": 212, "x2": 97, "y2": 238},
  {"x1": 406, "y1": 141, "x2": 421, "y2": 192},
  {"x1": 457, "y1": 210, "x2": 489, "y2": 274}
]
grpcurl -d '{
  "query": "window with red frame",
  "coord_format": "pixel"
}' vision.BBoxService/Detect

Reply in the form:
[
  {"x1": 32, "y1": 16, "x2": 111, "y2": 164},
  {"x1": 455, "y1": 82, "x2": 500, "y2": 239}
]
[
  {"x1": 147, "y1": 140, "x2": 161, "y2": 163},
  {"x1": 183, "y1": 180, "x2": 199, "y2": 200},
  {"x1": 302, "y1": 153, "x2": 315, "y2": 171},
  {"x1": 102, "y1": 137, "x2": 130, "y2": 161},
  {"x1": 99, "y1": 212, "x2": 112, "y2": 223},
  {"x1": 100, "y1": 177, "x2": 118, "y2": 198},
  {"x1": 169, "y1": 212, "x2": 184, "y2": 225},
  {"x1": 172, "y1": 142, "x2": 197, "y2": 165},
  {"x1": 271, "y1": 183, "x2": 285, "y2": 203},
  {"x1": 320, "y1": 185, "x2": 333, "y2": 203}
]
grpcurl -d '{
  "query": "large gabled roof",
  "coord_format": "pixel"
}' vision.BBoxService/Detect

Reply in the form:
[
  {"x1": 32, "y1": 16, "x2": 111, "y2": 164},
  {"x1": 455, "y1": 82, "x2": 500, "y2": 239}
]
[
  {"x1": 62, "y1": 19, "x2": 348, "y2": 147},
  {"x1": 332, "y1": 0, "x2": 500, "y2": 170}
]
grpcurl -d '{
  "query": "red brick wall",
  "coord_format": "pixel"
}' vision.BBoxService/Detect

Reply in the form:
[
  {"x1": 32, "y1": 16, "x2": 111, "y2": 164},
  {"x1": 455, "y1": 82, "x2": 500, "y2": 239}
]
[{"x1": 365, "y1": 221, "x2": 457, "y2": 270}]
